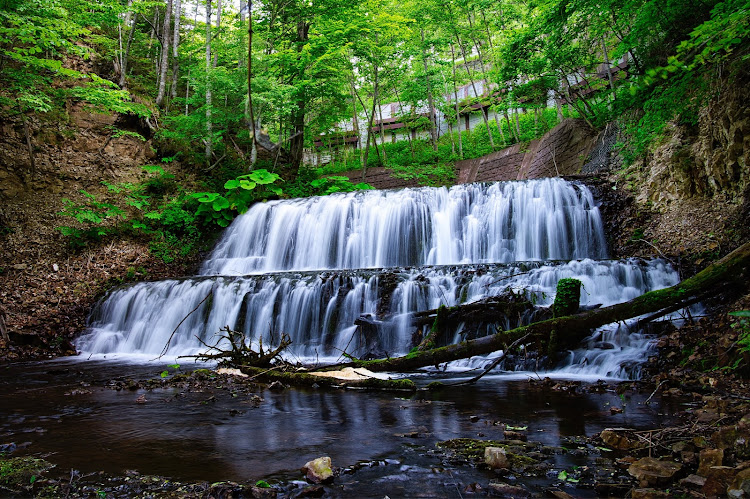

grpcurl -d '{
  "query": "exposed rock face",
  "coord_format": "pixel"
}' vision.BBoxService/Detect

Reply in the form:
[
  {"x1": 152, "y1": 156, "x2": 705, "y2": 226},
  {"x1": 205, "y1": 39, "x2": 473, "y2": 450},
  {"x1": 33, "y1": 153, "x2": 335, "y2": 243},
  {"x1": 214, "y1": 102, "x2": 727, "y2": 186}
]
[{"x1": 635, "y1": 75, "x2": 750, "y2": 208}]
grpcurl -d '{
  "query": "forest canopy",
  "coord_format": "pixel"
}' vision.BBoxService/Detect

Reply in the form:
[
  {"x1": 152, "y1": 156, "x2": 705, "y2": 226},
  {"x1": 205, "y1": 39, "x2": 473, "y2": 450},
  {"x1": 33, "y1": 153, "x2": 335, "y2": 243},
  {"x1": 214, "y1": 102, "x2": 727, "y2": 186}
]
[{"x1": 1, "y1": 0, "x2": 748, "y2": 172}]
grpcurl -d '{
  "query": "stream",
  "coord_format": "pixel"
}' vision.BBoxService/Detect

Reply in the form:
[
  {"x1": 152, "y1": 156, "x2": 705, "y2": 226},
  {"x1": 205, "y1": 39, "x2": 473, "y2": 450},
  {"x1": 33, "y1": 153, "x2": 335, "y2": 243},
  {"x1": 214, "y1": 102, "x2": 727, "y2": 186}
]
[{"x1": 0, "y1": 358, "x2": 686, "y2": 496}]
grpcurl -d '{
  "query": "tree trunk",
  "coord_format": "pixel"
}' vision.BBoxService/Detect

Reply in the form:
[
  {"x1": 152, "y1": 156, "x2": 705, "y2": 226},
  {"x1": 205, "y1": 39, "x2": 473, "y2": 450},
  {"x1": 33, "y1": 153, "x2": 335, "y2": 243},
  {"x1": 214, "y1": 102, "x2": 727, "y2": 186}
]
[
  {"x1": 205, "y1": 0, "x2": 213, "y2": 167},
  {"x1": 170, "y1": 0, "x2": 182, "y2": 101},
  {"x1": 420, "y1": 29, "x2": 438, "y2": 152},
  {"x1": 19, "y1": 104, "x2": 35, "y2": 173},
  {"x1": 455, "y1": 32, "x2": 495, "y2": 150},
  {"x1": 120, "y1": 1, "x2": 137, "y2": 89},
  {"x1": 155, "y1": 0, "x2": 173, "y2": 107},
  {"x1": 213, "y1": 0, "x2": 222, "y2": 68},
  {"x1": 449, "y1": 42, "x2": 463, "y2": 159},
  {"x1": 247, "y1": 0, "x2": 257, "y2": 167},
  {"x1": 334, "y1": 242, "x2": 750, "y2": 372},
  {"x1": 349, "y1": 80, "x2": 360, "y2": 151},
  {"x1": 601, "y1": 35, "x2": 616, "y2": 101},
  {"x1": 289, "y1": 20, "x2": 310, "y2": 170},
  {"x1": 377, "y1": 97, "x2": 387, "y2": 165},
  {"x1": 392, "y1": 84, "x2": 414, "y2": 159}
]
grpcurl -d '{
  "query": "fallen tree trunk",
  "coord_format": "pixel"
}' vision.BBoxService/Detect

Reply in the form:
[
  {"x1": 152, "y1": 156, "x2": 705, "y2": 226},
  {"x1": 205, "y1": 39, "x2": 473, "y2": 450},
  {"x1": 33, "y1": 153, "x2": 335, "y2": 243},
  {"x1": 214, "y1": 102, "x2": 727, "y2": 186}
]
[
  {"x1": 331, "y1": 242, "x2": 750, "y2": 373},
  {"x1": 237, "y1": 365, "x2": 417, "y2": 391}
]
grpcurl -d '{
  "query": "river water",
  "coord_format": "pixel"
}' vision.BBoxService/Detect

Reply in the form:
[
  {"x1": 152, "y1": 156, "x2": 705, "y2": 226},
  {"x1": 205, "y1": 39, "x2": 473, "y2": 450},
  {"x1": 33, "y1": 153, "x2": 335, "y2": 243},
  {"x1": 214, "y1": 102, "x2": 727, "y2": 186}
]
[{"x1": 0, "y1": 358, "x2": 685, "y2": 496}]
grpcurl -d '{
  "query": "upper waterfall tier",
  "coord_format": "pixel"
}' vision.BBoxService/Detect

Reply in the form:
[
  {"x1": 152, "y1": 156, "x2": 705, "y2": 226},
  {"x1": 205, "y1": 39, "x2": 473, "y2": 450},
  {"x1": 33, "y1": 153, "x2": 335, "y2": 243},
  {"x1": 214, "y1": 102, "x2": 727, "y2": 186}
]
[{"x1": 201, "y1": 178, "x2": 607, "y2": 275}]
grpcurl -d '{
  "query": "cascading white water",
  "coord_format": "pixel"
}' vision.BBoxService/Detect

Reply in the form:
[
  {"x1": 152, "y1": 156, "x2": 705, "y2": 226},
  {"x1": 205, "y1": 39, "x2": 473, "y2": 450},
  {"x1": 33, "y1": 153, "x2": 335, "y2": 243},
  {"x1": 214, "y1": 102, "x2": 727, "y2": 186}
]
[
  {"x1": 77, "y1": 259, "x2": 679, "y2": 368},
  {"x1": 76, "y1": 178, "x2": 680, "y2": 379},
  {"x1": 200, "y1": 178, "x2": 607, "y2": 275}
]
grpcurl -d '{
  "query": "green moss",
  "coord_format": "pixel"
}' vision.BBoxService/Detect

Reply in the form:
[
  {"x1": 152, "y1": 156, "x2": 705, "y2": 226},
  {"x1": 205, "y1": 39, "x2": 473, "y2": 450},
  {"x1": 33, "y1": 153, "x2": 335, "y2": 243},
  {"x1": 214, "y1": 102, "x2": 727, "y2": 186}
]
[
  {"x1": 553, "y1": 278, "x2": 581, "y2": 318},
  {"x1": 0, "y1": 457, "x2": 54, "y2": 490},
  {"x1": 436, "y1": 438, "x2": 539, "y2": 467}
]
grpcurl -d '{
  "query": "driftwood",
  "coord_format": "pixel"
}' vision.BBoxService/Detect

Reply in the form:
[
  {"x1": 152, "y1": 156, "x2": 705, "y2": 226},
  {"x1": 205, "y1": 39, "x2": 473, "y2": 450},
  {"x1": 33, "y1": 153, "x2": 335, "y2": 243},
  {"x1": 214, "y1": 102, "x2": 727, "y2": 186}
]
[
  {"x1": 181, "y1": 326, "x2": 292, "y2": 368},
  {"x1": 329, "y1": 241, "x2": 750, "y2": 373},
  {"x1": 237, "y1": 365, "x2": 418, "y2": 391}
]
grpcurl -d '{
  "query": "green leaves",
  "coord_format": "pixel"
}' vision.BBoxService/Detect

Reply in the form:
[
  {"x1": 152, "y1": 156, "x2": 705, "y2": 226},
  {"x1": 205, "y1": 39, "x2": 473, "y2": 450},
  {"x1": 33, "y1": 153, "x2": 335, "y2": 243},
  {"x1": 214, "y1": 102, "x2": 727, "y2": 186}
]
[
  {"x1": 190, "y1": 170, "x2": 284, "y2": 229},
  {"x1": 309, "y1": 176, "x2": 374, "y2": 195}
]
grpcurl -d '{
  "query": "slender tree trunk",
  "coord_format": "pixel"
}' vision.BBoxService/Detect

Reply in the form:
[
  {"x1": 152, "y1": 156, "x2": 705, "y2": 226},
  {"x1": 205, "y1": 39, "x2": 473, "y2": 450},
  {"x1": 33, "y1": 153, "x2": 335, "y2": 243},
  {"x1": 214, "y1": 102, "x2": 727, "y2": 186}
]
[
  {"x1": 504, "y1": 109, "x2": 517, "y2": 142},
  {"x1": 601, "y1": 36, "x2": 616, "y2": 102},
  {"x1": 392, "y1": 84, "x2": 414, "y2": 158},
  {"x1": 247, "y1": 0, "x2": 257, "y2": 166},
  {"x1": 119, "y1": 1, "x2": 136, "y2": 89},
  {"x1": 377, "y1": 98, "x2": 387, "y2": 165},
  {"x1": 289, "y1": 20, "x2": 310, "y2": 169},
  {"x1": 449, "y1": 42, "x2": 463, "y2": 159},
  {"x1": 455, "y1": 33, "x2": 495, "y2": 149},
  {"x1": 362, "y1": 64, "x2": 380, "y2": 178},
  {"x1": 169, "y1": 0, "x2": 181, "y2": 102},
  {"x1": 464, "y1": 13, "x2": 499, "y2": 149},
  {"x1": 156, "y1": 0, "x2": 173, "y2": 107},
  {"x1": 205, "y1": 0, "x2": 213, "y2": 167},
  {"x1": 19, "y1": 104, "x2": 35, "y2": 173},
  {"x1": 420, "y1": 29, "x2": 438, "y2": 152},
  {"x1": 349, "y1": 80, "x2": 360, "y2": 151},
  {"x1": 184, "y1": 68, "x2": 190, "y2": 116},
  {"x1": 213, "y1": 0, "x2": 222, "y2": 68}
]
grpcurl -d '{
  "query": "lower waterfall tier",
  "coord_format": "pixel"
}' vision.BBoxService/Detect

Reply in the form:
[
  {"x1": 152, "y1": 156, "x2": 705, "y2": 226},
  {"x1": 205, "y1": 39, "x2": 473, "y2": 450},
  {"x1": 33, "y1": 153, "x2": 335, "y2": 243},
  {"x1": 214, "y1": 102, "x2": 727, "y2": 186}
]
[{"x1": 77, "y1": 259, "x2": 679, "y2": 373}]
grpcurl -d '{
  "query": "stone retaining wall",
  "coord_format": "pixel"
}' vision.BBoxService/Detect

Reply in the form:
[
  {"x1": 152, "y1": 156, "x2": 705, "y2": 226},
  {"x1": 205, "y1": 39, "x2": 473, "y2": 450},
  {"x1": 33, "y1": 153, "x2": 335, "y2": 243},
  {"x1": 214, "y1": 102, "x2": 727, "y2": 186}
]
[{"x1": 337, "y1": 118, "x2": 604, "y2": 188}]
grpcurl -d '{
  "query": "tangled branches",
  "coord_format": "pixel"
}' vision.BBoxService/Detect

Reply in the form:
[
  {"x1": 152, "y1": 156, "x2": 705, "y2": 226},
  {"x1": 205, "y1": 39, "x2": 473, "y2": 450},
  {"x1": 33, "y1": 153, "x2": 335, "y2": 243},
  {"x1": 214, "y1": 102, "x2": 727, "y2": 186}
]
[{"x1": 182, "y1": 326, "x2": 292, "y2": 368}]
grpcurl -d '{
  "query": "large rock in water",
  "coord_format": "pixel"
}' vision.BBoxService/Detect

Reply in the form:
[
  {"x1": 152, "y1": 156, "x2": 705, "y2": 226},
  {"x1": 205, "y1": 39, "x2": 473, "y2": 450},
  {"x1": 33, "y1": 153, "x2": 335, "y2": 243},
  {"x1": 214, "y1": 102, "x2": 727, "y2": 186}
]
[
  {"x1": 628, "y1": 457, "x2": 682, "y2": 487},
  {"x1": 484, "y1": 447, "x2": 509, "y2": 469},
  {"x1": 301, "y1": 456, "x2": 333, "y2": 484}
]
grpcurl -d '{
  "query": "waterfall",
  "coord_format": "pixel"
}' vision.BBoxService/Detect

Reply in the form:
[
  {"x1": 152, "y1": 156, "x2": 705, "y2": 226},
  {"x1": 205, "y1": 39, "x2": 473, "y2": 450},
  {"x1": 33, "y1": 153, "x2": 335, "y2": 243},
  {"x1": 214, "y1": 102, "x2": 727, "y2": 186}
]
[
  {"x1": 76, "y1": 178, "x2": 680, "y2": 379},
  {"x1": 201, "y1": 178, "x2": 607, "y2": 275}
]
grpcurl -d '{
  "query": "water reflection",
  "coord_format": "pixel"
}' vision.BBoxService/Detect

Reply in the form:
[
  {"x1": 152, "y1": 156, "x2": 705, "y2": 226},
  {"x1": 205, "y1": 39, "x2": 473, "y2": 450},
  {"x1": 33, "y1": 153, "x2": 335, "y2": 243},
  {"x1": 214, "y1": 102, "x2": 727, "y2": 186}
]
[{"x1": 0, "y1": 359, "x2": 681, "y2": 486}]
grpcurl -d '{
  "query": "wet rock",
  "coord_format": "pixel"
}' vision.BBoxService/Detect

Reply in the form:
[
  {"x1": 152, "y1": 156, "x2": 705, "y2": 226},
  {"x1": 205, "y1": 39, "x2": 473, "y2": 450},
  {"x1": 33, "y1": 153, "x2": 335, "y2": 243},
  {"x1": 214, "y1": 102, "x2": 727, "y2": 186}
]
[
  {"x1": 488, "y1": 481, "x2": 529, "y2": 498},
  {"x1": 548, "y1": 490, "x2": 577, "y2": 499},
  {"x1": 698, "y1": 448, "x2": 724, "y2": 476},
  {"x1": 294, "y1": 484, "x2": 325, "y2": 497},
  {"x1": 728, "y1": 468, "x2": 750, "y2": 498},
  {"x1": 484, "y1": 447, "x2": 509, "y2": 469},
  {"x1": 600, "y1": 428, "x2": 641, "y2": 450},
  {"x1": 503, "y1": 430, "x2": 527, "y2": 441},
  {"x1": 680, "y1": 474, "x2": 707, "y2": 489},
  {"x1": 594, "y1": 482, "x2": 632, "y2": 496},
  {"x1": 250, "y1": 486, "x2": 278, "y2": 498},
  {"x1": 694, "y1": 435, "x2": 710, "y2": 448},
  {"x1": 681, "y1": 451, "x2": 697, "y2": 464},
  {"x1": 301, "y1": 457, "x2": 333, "y2": 484},
  {"x1": 703, "y1": 466, "x2": 737, "y2": 497},
  {"x1": 610, "y1": 406, "x2": 623, "y2": 414},
  {"x1": 135, "y1": 394, "x2": 147, "y2": 404},
  {"x1": 463, "y1": 483, "x2": 483, "y2": 494},
  {"x1": 268, "y1": 381, "x2": 286, "y2": 391},
  {"x1": 672, "y1": 441, "x2": 693, "y2": 453},
  {"x1": 632, "y1": 488, "x2": 671, "y2": 498},
  {"x1": 469, "y1": 415, "x2": 480, "y2": 422},
  {"x1": 628, "y1": 457, "x2": 682, "y2": 487},
  {"x1": 0, "y1": 443, "x2": 17, "y2": 454}
]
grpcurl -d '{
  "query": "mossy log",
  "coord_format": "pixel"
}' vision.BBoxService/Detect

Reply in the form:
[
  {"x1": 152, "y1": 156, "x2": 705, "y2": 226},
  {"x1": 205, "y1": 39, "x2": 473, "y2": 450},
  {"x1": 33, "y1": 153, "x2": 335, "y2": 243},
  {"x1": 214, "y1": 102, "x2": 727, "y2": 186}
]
[
  {"x1": 411, "y1": 292, "x2": 535, "y2": 329},
  {"x1": 335, "y1": 242, "x2": 750, "y2": 373},
  {"x1": 238, "y1": 366, "x2": 417, "y2": 391}
]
